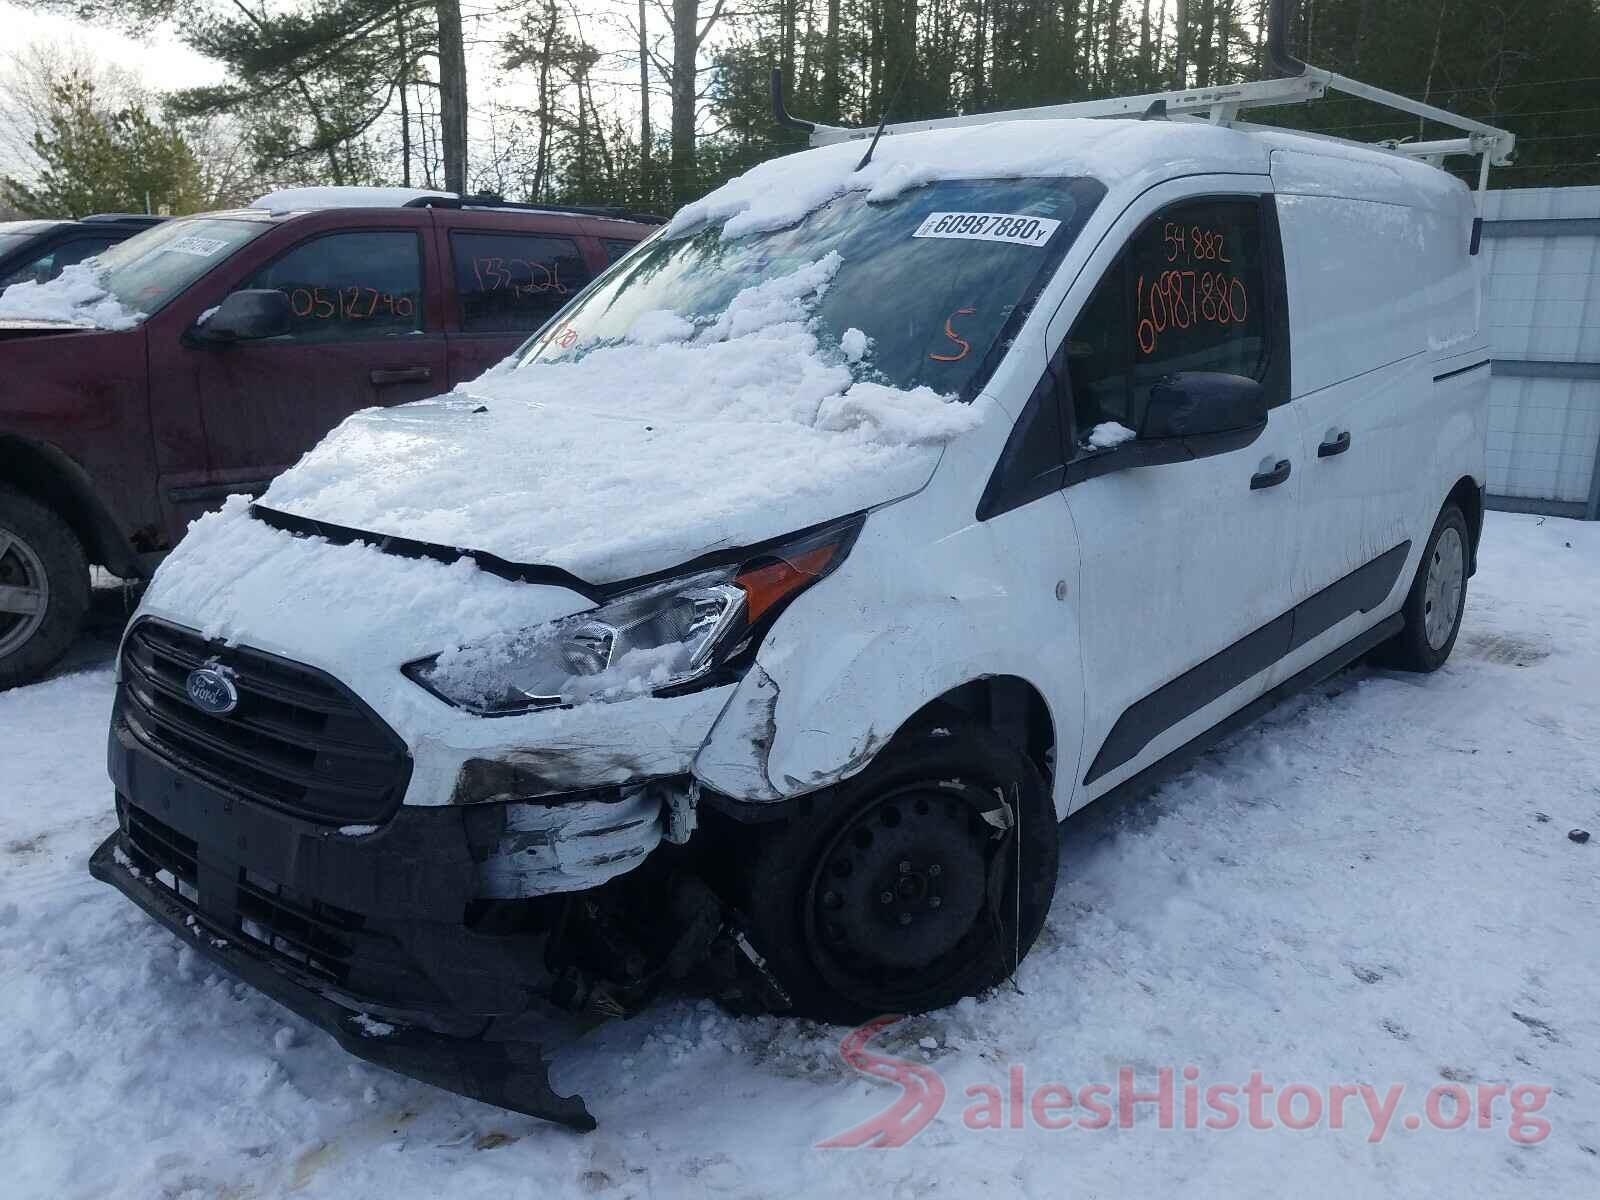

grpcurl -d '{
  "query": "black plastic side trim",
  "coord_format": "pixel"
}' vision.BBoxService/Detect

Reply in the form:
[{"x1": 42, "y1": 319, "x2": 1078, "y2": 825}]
[
  {"x1": 1084, "y1": 541, "x2": 1411, "y2": 784},
  {"x1": 1433, "y1": 359, "x2": 1489, "y2": 384},
  {"x1": 1089, "y1": 612, "x2": 1403, "y2": 810},
  {"x1": 168, "y1": 480, "x2": 271, "y2": 503}
]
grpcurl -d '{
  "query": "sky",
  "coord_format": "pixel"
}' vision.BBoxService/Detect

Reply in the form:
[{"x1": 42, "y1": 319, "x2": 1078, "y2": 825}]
[
  {"x1": 2, "y1": 3, "x2": 225, "y2": 88},
  {"x1": 1, "y1": 0, "x2": 655, "y2": 192}
]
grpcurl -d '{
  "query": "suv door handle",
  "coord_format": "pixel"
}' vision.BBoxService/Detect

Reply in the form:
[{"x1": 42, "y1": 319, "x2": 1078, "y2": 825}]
[
  {"x1": 1250, "y1": 459, "x2": 1292, "y2": 490},
  {"x1": 370, "y1": 366, "x2": 432, "y2": 385},
  {"x1": 1317, "y1": 430, "x2": 1352, "y2": 458}
]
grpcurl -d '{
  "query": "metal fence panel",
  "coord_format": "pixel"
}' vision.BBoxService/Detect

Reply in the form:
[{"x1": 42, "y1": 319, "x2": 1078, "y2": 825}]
[{"x1": 1478, "y1": 186, "x2": 1600, "y2": 519}]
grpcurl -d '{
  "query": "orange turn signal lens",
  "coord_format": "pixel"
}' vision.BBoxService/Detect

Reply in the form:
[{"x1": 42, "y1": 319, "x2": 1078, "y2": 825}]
[{"x1": 734, "y1": 544, "x2": 841, "y2": 624}]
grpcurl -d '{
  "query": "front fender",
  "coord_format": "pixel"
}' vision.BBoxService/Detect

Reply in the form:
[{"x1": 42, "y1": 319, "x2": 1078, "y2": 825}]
[{"x1": 692, "y1": 485, "x2": 1085, "y2": 813}]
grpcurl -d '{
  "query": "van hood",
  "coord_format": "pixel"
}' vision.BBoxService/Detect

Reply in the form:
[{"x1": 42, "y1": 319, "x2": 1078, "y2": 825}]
[
  {"x1": 258, "y1": 268, "x2": 982, "y2": 585},
  {"x1": 256, "y1": 389, "x2": 951, "y2": 583}
]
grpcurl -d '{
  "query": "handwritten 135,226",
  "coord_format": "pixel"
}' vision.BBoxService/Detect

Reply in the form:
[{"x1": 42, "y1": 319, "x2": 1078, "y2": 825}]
[{"x1": 1136, "y1": 221, "x2": 1249, "y2": 356}]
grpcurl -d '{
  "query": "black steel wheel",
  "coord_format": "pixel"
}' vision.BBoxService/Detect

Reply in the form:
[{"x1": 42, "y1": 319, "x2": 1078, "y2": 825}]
[{"x1": 736, "y1": 716, "x2": 1059, "y2": 1024}]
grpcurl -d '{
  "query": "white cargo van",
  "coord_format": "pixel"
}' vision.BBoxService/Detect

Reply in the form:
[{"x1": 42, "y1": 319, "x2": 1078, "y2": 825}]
[{"x1": 91, "y1": 20, "x2": 1513, "y2": 1129}]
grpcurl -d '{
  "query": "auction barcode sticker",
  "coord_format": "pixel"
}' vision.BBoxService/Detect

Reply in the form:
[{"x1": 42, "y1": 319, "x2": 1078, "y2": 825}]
[
  {"x1": 912, "y1": 212, "x2": 1061, "y2": 247},
  {"x1": 161, "y1": 236, "x2": 230, "y2": 258}
]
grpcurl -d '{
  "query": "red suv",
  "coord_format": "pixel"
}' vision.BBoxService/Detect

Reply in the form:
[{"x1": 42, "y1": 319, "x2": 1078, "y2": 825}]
[{"x1": 0, "y1": 189, "x2": 660, "y2": 686}]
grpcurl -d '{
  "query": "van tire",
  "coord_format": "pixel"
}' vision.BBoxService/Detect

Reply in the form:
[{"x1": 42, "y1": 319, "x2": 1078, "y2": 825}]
[
  {"x1": 1376, "y1": 502, "x2": 1469, "y2": 673},
  {"x1": 733, "y1": 718, "x2": 1059, "y2": 1025},
  {"x1": 0, "y1": 486, "x2": 89, "y2": 690}
]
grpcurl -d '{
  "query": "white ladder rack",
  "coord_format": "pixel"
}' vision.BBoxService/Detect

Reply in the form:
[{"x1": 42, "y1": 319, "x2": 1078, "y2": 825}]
[{"x1": 771, "y1": 0, "x2": 1515, "y2": 206}]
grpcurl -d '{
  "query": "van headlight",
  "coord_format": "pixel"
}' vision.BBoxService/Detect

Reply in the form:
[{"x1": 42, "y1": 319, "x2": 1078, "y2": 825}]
[{"x1": 403, "y1": 516, "x2": 861, "y2": 715}]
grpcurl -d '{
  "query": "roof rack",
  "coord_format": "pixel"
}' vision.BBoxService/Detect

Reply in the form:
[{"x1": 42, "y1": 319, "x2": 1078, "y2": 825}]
[
  {"x1": 773, "y1": 0, "x2": 1513, "y2": 209},
  {"x1": 404, "y1": 193, "x2": 667, "y2": 226},
  {"x1": 80, "y1": 213, "x2": 167, "y2": 225}
]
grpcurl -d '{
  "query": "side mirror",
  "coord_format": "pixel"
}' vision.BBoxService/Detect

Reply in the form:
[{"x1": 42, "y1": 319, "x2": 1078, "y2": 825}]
[
  {"x1": 1140, "y1": 371, "x2": 1266, "y2": 441},
  {"x1": 193, "y1": 289, "x2": 290, "y2": 343},
  {"x1": 1063, "y1": 371, "x2": 1267, "y2": 485}
]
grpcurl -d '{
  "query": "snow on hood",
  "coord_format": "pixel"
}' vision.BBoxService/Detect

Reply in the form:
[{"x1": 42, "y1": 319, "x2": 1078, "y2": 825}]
[
  {"x1": 258, "y1": 254, "x2": 984, "y2": 584},
  {"x1": 0, "y1": 262, "x2": 142, "y2": 331},
  {"x1": 665, "y1": 117, "x2": 1270, "y2": 242}
]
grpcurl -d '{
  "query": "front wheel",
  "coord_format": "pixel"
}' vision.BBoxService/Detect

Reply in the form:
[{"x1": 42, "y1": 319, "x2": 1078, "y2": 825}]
[
  {"x1": 0, "y1": 486, "x2": 89, "y2": 690},
  {"x1": 1377, "y1": 502, "x2": 1469, "y2": 673},
  {"x1": 734, "y1": 717, "x2": 1059, "y2": 1025}
]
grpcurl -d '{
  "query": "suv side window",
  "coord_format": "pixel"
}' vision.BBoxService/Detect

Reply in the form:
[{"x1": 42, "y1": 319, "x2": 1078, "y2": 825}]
[
  {"x1": 0, "y1": 234, "x2": 121, "y2": 287},
  {"x1": 1066, "y1": 197, "x2": 1268, "y2": 444},
  {"x1": 603, "y1": 238, "x2": 638, "y2": 264},
  {"x1": 245, "y1": 230, "x2": 424, "y2": 342},
  {"x1": 450, "y1": 231, "x2": 591, "y2": 333}
]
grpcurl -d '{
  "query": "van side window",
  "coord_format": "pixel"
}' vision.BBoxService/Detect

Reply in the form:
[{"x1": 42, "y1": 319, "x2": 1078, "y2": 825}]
[
  {"x1": 450, "y1": 231, "x2": 590, "y2": 333},
  {"x1": 1066, "y1": 198, "x2": 1267, "y2": 443},
  {"x1": 245, "y1": 231, "x2": 424, "y2": 341}
]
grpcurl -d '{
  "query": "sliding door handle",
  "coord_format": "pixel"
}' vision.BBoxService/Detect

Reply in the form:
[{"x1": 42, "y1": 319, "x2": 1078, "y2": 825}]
[
  {"x1": 1318, "y1": 430, "x2": 1352, "y2": 458},
  {"x1": 1250, "y1": 459, "x2": 1292, "y2": 490},
  {"x1": 370, "y1": 366, "x2": 432, "y2": 385}
]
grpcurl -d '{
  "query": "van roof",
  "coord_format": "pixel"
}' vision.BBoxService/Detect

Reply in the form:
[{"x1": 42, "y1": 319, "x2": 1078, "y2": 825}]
[{"x1": 666, "y1": 116, "x2": 1466, "y2": 243}]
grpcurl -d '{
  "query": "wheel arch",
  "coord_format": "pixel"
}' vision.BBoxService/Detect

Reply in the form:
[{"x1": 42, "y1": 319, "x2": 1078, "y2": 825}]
[
  {"x1": 0, "y1": 435, "x2": 142, "y2": 577},
  {"x1": 1447, "y1": 475, "x2": 1484, "y2": 576},
  {"x1": 898, "y1": 674, "x2": 1057, "y2": 795}
]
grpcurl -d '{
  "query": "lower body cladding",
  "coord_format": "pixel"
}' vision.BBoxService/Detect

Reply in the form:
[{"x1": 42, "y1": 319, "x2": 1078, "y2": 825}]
[{"x1": 92, "y1": 711, "x2": 780, "y2": 1132}]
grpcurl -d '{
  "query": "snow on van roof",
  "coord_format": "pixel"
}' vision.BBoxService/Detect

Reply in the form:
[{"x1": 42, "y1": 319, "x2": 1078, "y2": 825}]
[
  {"x1": 666, "y1": 118, "x2": 1273, "y2": 240},
  {"x1": 249, "y1": 186, "x2": 458, "y2": 215},
  {"x1": 667, "y1": 115, "x2": 1467, "y2": 243}
]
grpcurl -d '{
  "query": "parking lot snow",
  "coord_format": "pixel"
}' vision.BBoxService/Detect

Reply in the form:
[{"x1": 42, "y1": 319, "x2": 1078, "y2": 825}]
[{"x1": 1, "y1": 512, "x2": 1596, "y2": 1197}]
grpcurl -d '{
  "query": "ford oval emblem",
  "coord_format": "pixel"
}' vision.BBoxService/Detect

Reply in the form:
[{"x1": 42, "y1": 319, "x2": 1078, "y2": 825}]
[{"x1": 185, "y1": 663, "x2": 239, "y2": 716}]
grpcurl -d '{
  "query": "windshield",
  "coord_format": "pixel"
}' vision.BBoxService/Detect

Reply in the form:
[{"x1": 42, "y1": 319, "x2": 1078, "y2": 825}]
[
  {"x1": 92, "y1": 215, "x2": 272, "y2": 316},
  {"x1": 518, "y1": 176, "x2": 1105, "y2": 399}
]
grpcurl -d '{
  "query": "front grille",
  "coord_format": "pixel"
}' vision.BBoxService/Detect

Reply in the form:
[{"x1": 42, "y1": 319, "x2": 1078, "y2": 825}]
[
  {"x1": 119, "y1": 619, "x2": 411, "y2": 826},
  {"x1": 118, "y1": 799, "x2": 448, "y2": 1009}
]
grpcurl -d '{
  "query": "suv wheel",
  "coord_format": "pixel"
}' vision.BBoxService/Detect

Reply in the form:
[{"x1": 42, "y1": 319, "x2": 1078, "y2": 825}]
[
  {"x1": 0, "y1": 486, "x2": 89, "y2": 689},
  {"x1": 734, "y1": 718, "x2": 1059, "y2": 1025},
  {"x1": 1376, "y1": 502, "x2": 1469, "y2": 673}
]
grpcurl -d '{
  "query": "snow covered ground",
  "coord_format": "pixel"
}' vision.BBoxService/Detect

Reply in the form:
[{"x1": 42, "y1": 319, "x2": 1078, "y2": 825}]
[{"x1": 1, "y1": 511, "x2": 1596, "y2": 1198}]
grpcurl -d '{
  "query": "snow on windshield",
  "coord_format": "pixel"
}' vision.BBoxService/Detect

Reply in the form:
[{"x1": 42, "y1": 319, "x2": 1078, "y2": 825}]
[
  {"x1": 0, "y1": 262, "x2": 142, "y2": 330},
  {"x1": 256, "y1": 253, "x2": 985, "y2": 581},
  {"x1": 526, "y1": 176, "x2": 1103, "y2": 400}
]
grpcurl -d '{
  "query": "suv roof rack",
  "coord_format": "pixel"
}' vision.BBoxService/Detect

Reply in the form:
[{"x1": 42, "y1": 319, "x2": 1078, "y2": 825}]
[
  {"x1": 404, "y1": 193, "x2": 667, "y2": 225},
  {"x1": 80, "y1": 213, "x2": 167, "y2": 225},
  {"x1": 773, "y1": 0, "x2": 1513, "y2": 209}
]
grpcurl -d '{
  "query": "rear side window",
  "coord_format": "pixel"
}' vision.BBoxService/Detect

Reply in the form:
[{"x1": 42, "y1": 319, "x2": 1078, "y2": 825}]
[
  {"x1": 1066, "y1": 197, "x2": 1268, "y2": 442},
  {"x1": 603, "y1": 238, "x2": 639, "y2": 264},
  {"x1": 450, "y1": 231, "x2": 590, "y2": 333},
  {"x1": 245, "y1": 230, "x2": 424, "y2": 342}
]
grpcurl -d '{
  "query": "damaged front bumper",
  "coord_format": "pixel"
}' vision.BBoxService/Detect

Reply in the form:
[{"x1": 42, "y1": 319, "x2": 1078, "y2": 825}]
[
  {"x1": 94, "y1": 710, "x2": 719, "y2": 1130},
  {"x1": 90, "y1": 830, "x2": 597, "y2": 1129}
]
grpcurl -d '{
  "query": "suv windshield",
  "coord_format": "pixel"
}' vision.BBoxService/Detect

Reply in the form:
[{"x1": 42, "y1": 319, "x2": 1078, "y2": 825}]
[
  {"x1": 94, "y1": 215, "x2": 272, "y2": 317},
  {"x1": 518, "y1": 176, "x2": 1104, "y2": 399}
]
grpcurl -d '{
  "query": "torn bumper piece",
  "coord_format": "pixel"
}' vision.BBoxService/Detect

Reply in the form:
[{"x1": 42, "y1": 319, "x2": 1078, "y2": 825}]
[
  {"x1": 93, "y1": 715, "x2": 651, "y2": 1129},
  {"x1": 90, "y1": 832, "x2": 596, "y2": 1128}
]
